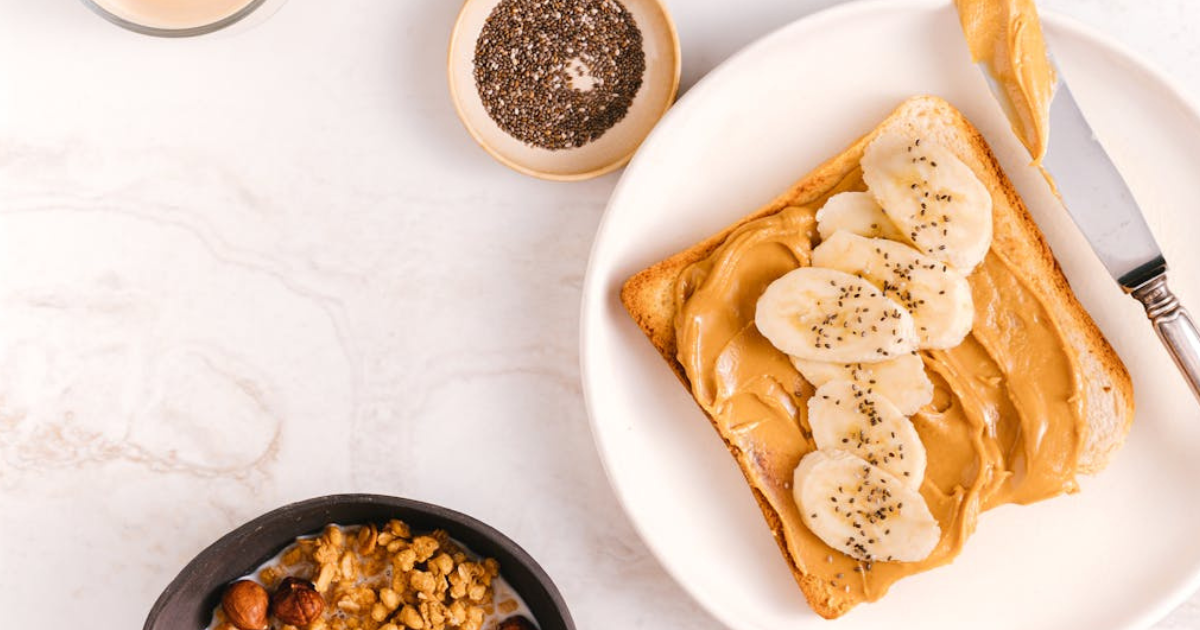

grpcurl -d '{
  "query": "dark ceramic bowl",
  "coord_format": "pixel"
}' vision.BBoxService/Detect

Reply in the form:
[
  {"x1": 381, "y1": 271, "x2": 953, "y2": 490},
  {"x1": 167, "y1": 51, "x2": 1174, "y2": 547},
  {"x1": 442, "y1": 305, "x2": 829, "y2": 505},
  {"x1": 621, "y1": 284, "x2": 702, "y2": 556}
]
[{"x1": 144, "y1": 494, "x2": 574, "y2": 630}]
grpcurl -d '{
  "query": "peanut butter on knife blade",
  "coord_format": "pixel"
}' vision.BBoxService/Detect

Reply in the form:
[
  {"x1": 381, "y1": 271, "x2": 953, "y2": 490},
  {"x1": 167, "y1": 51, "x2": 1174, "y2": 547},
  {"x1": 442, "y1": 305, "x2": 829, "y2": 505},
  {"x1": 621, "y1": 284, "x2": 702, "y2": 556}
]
[{"x1": 954, "y1": 0, "x2": 1057, "y2": 163}]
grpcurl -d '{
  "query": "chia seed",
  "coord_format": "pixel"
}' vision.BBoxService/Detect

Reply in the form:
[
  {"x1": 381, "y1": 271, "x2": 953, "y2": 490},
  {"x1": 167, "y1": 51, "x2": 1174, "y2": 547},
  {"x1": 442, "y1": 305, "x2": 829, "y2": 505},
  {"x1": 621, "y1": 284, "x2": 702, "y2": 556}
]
[{"x1": 473, "y1": 0, "x2": 646, "y2": 150}]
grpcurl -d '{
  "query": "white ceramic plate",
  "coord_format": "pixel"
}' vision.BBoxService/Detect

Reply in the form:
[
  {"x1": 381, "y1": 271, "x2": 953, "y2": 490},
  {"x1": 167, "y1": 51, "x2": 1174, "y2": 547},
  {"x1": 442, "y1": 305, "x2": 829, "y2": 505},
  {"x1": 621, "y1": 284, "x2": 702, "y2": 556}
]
[{"x1": 580, "y1": 1, "x2": 1200, "y2": 629}]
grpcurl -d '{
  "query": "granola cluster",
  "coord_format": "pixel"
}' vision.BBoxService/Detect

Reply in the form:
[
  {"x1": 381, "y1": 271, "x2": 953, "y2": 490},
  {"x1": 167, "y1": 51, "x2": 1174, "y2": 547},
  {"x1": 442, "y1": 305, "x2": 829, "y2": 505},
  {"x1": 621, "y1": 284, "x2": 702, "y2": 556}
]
[{"x1": 213, "y1": 521, "x2": 521, "y2": 630}]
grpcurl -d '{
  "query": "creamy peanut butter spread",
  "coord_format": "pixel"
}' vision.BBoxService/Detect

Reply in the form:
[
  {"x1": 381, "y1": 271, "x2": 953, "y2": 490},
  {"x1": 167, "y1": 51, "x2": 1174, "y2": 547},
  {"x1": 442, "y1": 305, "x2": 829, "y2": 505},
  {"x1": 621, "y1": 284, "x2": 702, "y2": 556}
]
[
  {"x1": 955, "y1": 0, "x2": 1056, "y2": 162},
  {"x1": 672, "y1": 169, "x2": 1086, "y2": 607}
]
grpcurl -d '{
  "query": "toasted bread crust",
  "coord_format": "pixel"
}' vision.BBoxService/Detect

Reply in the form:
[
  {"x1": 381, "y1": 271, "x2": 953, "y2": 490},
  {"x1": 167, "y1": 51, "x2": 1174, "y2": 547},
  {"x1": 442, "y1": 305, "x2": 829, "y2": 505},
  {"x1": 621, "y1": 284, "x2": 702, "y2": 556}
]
[{"x1": 619, "y1": 96, "x2": 1133, "y2": 618}]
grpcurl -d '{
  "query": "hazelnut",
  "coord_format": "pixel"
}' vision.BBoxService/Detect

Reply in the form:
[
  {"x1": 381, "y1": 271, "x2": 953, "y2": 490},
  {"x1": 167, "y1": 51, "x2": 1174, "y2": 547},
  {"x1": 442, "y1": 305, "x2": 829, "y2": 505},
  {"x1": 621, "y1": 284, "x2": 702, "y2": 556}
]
[
  {"x1": 221, "y1": 580, "x2": 269, "y2": 630},
  {"x1": 497, "y1": 616, "x2": 538, "y2": 630},
  {"x1": 271, "y1": 577, "x2": 326, "y2": 626}
]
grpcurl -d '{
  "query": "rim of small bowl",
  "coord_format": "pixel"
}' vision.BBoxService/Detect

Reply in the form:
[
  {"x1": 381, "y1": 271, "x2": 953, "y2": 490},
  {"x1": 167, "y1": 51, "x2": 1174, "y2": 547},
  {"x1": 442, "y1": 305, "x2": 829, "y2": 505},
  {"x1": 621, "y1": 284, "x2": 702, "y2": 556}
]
[
  {"x1": 446, "y1": 0, "x2": 682, "y2": 182},
  {"x1": 142, "y1": 494, "x2": 575, "y2": 630}
]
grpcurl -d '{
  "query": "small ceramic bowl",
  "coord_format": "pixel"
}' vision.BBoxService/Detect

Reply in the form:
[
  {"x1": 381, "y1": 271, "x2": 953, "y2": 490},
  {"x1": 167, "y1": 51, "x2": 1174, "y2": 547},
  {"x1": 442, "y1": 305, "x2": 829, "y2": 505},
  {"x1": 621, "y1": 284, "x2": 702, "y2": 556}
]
[
  {"x1": 143, "y1": 494, "x2": 574, "y2": 630},
  {"x1": 447, "y1": 0, "x2": 681, "y2": 181}
]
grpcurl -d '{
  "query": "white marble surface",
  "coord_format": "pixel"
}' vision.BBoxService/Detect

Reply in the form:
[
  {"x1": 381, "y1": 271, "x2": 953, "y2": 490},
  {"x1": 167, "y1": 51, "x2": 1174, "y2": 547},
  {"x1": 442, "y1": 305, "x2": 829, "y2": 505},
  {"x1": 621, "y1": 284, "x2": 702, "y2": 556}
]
[{"x1": 0, "y1": 0, "x2": 1197, "y2": 628}]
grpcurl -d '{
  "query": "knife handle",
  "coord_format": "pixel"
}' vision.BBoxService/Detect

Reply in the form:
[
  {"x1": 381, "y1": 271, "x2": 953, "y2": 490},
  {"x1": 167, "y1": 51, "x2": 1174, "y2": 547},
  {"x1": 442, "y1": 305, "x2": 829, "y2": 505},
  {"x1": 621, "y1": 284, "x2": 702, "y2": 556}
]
[{"x1": 1130, "y1": 274, "x2": 1200, "y2": 401}]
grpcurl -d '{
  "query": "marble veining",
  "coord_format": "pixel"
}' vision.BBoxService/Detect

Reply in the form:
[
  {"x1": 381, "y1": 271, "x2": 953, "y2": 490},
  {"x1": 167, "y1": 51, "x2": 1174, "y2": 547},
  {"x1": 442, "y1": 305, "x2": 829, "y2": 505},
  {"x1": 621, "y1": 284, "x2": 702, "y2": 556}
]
[{"x1": 0, "y1": 0, "x2": 1197, "y2": 629}]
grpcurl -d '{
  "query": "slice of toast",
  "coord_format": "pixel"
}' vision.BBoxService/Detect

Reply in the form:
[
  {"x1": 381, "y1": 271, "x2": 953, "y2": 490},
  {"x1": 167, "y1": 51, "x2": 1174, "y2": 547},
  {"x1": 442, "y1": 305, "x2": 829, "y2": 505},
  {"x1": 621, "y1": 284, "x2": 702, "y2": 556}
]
[{"x1": 620, "y1": 95, "x2": 1134, "y2": 617}]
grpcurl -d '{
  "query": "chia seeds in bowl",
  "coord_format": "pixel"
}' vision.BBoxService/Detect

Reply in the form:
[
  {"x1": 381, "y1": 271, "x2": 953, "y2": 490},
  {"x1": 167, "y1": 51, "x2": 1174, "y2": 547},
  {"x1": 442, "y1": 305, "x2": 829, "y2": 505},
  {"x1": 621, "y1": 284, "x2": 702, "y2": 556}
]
[{"x1": 473, "y1": 0, "x2": 646, "y2": 150}]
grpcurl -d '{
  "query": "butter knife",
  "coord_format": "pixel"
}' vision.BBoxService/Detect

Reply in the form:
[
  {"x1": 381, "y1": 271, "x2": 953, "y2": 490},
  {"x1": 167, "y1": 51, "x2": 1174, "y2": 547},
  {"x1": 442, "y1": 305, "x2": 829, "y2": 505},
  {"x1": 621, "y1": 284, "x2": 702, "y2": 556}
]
[{"x1": 978, "y1": 66, "x2": 1200, "y2": 400}]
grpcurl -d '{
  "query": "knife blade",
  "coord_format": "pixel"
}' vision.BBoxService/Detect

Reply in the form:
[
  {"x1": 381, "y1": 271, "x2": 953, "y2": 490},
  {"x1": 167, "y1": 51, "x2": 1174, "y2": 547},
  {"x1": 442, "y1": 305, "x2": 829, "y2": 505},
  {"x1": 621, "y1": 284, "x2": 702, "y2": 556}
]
[
  {"x1": 976, "y1": 60, "x2": 1200, "y2": 400},
  {"x1": 1041, "y1": 81, "x2": 1166, "y2": 289}
]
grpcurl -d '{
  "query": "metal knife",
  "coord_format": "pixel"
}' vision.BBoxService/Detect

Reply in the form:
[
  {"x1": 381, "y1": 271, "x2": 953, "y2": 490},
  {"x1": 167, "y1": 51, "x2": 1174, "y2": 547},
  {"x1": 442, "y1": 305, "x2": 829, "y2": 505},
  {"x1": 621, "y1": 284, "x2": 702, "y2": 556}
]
[{"x1": 976, "y1": 64, "x2": 1200, "y2": 400}]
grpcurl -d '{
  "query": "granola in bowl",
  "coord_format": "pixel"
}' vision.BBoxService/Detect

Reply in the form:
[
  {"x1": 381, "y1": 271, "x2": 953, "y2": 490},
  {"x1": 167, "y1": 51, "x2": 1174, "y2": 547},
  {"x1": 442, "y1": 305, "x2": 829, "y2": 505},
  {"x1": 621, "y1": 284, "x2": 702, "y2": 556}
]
[{"x1": 209, "y1": 521, "x2": 536, "y2": 630}]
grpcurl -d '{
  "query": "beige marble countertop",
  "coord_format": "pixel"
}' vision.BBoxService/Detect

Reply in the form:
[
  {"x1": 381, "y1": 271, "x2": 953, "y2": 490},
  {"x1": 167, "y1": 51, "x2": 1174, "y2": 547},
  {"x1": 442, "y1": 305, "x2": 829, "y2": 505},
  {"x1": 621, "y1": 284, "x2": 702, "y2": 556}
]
[{"x1": 0, "y1": 0, "x2": 1196, "y2": 628}]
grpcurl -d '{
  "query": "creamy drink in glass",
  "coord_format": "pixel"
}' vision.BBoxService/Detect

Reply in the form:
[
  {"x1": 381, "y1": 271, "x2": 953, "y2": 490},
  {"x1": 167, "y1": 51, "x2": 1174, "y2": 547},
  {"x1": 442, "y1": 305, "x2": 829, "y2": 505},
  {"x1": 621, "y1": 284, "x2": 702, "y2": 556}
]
[{"x1": 82, "y1": 0, "x2": 274, "y2": 36}]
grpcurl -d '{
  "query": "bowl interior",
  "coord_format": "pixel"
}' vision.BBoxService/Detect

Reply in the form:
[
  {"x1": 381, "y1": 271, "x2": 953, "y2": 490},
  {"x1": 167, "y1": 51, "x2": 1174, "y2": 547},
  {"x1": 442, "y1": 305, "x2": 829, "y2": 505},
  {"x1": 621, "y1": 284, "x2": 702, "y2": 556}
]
[
  {"x1": 448, "y1": 0, "x2": 680, "y2": 180},
  {"x1": 143, "y1": 494, "x2": 574, "y2": 630}
]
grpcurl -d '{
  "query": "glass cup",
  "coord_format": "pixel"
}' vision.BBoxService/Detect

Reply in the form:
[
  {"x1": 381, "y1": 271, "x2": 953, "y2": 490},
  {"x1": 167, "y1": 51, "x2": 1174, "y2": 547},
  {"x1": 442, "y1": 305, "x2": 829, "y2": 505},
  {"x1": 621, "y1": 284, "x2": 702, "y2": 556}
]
[{"x1": 80, "y1": 0, "x2": 281, "y2": 37}]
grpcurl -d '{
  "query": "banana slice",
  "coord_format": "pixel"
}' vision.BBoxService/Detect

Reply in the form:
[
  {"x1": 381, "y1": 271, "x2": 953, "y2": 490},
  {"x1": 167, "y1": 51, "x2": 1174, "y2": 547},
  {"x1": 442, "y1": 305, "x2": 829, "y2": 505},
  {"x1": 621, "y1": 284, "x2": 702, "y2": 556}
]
[
  {"x1": 756, "y1": 267, "x2": 919, "y2": 363},
  {"x1": 806, "y1": 380, "x2": 926, "y2": 488},
  {"x1": 815, "y1": 192, "x2": 905, "y2": 242},
  {"x1": 794, "y1": 449, "x2": 940, "y2": 563},
  {"x1": 861, "y1": 132, "x2": 993, "y2": 272},
  {"x1": 791, "y1": 353, "x2": 933, "y2": 416},
  {"x1": 812, "y1": 232, "x2": 974, "y2": 350}
]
